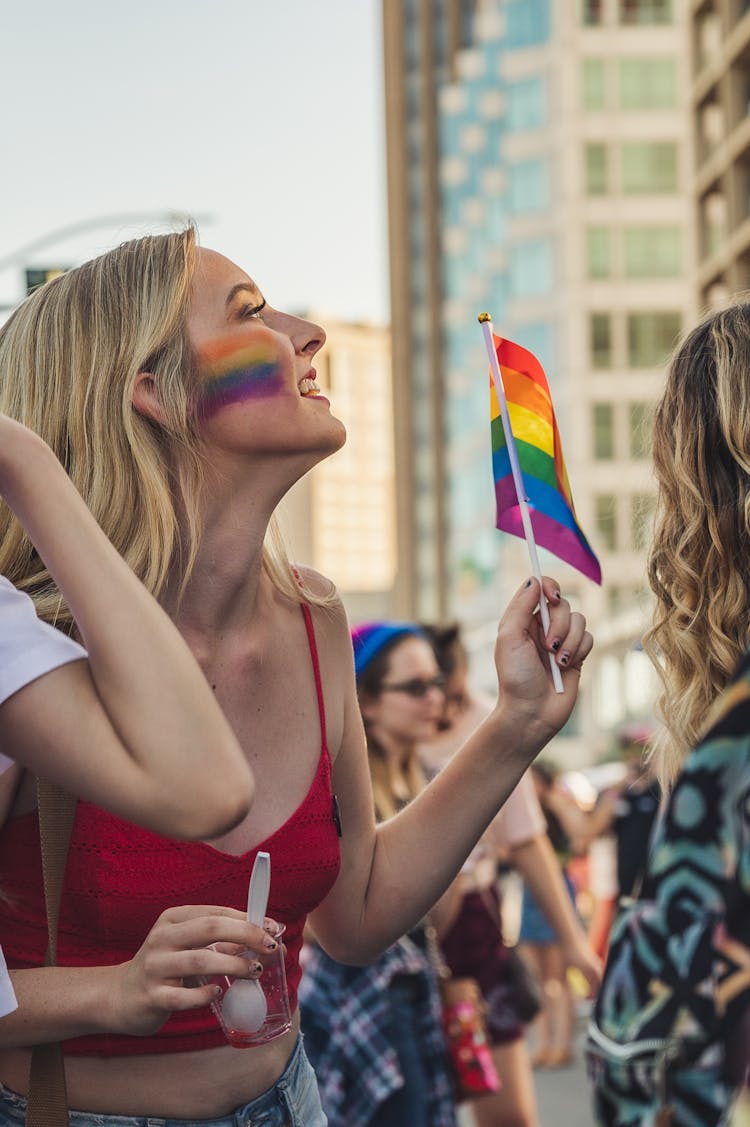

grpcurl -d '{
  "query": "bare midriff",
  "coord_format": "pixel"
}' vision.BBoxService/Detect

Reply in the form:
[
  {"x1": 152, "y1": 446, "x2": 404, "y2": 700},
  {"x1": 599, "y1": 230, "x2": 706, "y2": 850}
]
[{"x1": 0, "y1": 1014, "x2": 300, "y2": 1118}]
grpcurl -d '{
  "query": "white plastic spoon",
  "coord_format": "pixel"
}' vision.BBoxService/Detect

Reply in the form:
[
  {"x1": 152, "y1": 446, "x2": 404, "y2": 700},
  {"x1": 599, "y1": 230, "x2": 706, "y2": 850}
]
[{"x1": 221, "y1": 851, "x2": 271, "y2": 1034}]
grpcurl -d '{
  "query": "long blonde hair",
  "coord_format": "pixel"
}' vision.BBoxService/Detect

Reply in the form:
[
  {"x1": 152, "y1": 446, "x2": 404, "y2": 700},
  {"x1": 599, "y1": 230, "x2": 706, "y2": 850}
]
[
  {"x1": 0, "y1": 228, "x2": 306, "y2": 624},
  {"x1": 644, "y1": 300, "x2": 750, "y2": 787}
]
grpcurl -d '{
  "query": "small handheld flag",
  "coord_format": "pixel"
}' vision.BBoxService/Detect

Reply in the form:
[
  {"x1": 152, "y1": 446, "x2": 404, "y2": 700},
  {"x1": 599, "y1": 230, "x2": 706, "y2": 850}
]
[
  {"x1": 479, "y1": 314, "x2": 602, "y2": 694},
  {"x1": 480, "y1": 317, "x2": 602, "y2": 585}
]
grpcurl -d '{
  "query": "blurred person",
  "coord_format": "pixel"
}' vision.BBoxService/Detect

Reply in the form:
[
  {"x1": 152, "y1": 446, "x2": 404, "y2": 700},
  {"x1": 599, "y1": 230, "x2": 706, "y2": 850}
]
[
  {"x1": 580, "y1": 726, "x2": 661, "y2": 960},
  {"x1": 300, "y1": 622, "x2": 459, "y2": 1127},
  {"x1": 420, "y1": 623, "x2": 602, "y2": 1127},
  {"x1": 0, "y1": 228, "x2": 591, "y2": 1126},
  {"x1": 589, "y1": 302, "x2": 750, "y2": 1125},
  {"x1": 517, "y1": 762, "x2": 587, "y2": 1070}
]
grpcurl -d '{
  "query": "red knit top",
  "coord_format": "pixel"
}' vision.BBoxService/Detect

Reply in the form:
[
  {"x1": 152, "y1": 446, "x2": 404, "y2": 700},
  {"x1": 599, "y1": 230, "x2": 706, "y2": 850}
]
[{"x1": 0, "y1": 604, "x2": 342, "y2": 1055}]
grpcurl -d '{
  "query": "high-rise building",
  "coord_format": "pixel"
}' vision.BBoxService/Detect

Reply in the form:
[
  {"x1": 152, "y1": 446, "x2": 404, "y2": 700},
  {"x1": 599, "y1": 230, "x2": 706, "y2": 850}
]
[
  {"x1": 383, "y1": 0, "x2": 695, "y2": 761},
  {"x1": 692, "y1": 0, "x2": 750, "y2": 307}
]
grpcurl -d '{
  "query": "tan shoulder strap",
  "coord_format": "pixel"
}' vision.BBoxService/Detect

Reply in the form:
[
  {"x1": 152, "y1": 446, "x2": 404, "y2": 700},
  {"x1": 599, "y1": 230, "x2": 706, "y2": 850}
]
[{"x1": 26, "y1": 777, "x2": 77, "y2": 1127}]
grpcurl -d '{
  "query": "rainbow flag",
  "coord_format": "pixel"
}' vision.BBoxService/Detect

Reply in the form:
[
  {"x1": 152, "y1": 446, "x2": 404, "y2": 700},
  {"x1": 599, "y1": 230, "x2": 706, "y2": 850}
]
[{"x1": 490, "y1": 334, "x2": 601, "y2": 584}]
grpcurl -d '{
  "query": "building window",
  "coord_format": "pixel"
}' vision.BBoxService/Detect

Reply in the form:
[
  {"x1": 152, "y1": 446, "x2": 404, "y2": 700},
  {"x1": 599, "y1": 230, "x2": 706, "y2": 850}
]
[
  {"x1": 582, "y1": 0, "x2": 604, "y2": 24},
  {"x1": 583, "y1": 59, "x2": 606, "y2": 110},
  {"x1": 585, "y1": 142, "x2": 608, "y2": 194},
  {"x1": 627, "y1": 312, "x2": 681, "y2": 367},
  {"x1": 509, "y1": 158, "x2": 550, "y2": 213},
  {"x1": 593, "y1": 404, "x2": 615, "y2": 459},
  {"x1": 505, "y1": 0, "x2": 551, "y2": 47},
  {"x1": 510, "y1": 239, "x2": 554, "y2": 297},
  {"x1": 622, "y1": 142, "x2": 678, "y2": 193},
  {"x1": 624, "y1": 227, "x2": 681, "y2": 277},
  {"x1": 620, "y1": 59, "x2": 676, "y2": 109},
  {"x1": 595, "y1": 494, "x2": 617, "y2": 550},
  {"x1": 507, "y1": 76, "x2": 548, "y2": 131},
  {"x1": 631, "y1": 493, "x2": 655, "y2": 550},
  {"x1": 590, "y1": 313, "x2": 613, "y2": 368},
  {"x1": 587, "y1": 227, "x2": 610, "y2": 278},
  {"x1": 628, "y1": 402, "x2": 652, "y2": 458},
  {"x1": 619, "y1": 0, "x2": 672, "y2": 24}
]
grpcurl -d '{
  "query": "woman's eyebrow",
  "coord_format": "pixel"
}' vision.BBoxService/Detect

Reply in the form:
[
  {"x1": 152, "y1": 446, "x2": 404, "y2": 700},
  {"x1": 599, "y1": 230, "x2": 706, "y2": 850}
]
[{"x1": 224, "y1": 282, "x2": 261, "y2": 308}]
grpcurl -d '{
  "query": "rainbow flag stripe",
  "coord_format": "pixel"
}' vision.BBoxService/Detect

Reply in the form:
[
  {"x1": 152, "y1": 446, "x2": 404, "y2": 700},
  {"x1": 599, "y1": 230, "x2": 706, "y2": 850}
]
[
  {"x1": 491, "y1": 335, "x2": 601, "y2": 584},
  {"x1": 197, "y1": 333, "x2": 283, "y2": 419}
]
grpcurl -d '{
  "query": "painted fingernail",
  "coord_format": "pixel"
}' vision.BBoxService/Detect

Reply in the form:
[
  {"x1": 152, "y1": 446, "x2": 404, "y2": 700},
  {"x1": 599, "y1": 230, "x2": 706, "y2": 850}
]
[
  {"x1": 249, "y1": 961, "x2": 263, "y2": 975},
  {"x1": 262, "y1": 935, "x2": 278, "y2": 951},
  {"x1": 558, "y1": 651, "x2": 570, "y2": 666},
  {"x1": 553, "y1": 589, "x2": 562, "y2": 601},
  {"x1": 550, "y1": 639, "x2": 561, "y2": 652},
  {"x1": 524, "y1": 578, "x2": 532, "y2": 588}
]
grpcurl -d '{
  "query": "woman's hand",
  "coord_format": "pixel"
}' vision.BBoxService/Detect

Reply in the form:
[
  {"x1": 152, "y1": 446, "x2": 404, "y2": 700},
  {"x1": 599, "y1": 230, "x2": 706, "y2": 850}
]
[
  {"x1": 105, "y1": 905, "x2": 280, "y2": 1037},
  {"x1": 493, "y1": 576, "x2": 593, "y2": 748}
]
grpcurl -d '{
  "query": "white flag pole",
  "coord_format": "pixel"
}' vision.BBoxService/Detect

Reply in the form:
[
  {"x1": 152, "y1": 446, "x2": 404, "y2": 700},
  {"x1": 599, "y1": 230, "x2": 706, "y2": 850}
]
[{"x1": 479, "y1": 313, "x2": 564, "y2": 694}]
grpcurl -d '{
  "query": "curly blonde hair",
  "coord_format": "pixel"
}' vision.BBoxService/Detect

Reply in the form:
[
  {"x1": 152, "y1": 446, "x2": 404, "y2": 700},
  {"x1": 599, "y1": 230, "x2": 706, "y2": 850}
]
[
  {"x1": 0, "y1": 227, "x2": 310, "y2": 625},
  {"x1": 644, "y1": 300, "x2": 750, "y2": 787}
]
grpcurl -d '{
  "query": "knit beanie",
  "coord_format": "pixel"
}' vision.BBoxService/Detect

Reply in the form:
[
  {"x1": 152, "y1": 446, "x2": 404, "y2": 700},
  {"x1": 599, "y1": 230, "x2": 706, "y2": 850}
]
[{"x1": 351, "y1": 621, "x2": 426, "y2": 680}]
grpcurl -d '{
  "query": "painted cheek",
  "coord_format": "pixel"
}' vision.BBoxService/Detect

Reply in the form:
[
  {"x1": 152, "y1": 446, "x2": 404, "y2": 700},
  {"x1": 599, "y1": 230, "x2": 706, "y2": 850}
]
[{"x1": 195, "y1": 327, "x2": 287, "y2": 421}]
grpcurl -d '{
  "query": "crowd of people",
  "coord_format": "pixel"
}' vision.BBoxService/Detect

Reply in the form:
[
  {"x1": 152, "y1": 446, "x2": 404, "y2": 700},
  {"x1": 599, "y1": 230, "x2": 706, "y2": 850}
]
[{"x1": 0, "y1": 226, "x2": 745, "y2": 1127}]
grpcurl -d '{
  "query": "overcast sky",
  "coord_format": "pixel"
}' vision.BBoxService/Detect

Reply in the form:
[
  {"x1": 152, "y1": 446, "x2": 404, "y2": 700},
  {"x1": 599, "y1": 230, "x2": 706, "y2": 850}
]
[{"x1": 0, "y1": 1, "x2": 388, "y2": 322}]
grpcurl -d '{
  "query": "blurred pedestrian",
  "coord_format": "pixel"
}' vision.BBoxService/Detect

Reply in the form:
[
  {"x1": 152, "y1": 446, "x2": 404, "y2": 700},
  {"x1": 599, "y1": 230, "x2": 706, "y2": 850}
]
[
  {"x1": 300, "y1": 621, "x2": 459, "y2": 1127},
  {"x1": 420, "y1": 623, "x2": 601, "y2": 1126},
  {"x1": 517, "y1": 762, "x2": 585, "y2": 1070}
]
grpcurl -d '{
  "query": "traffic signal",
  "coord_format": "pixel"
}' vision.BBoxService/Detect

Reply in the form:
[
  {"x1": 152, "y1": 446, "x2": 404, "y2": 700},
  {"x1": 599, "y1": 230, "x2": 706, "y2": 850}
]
[{"x1": 25, "y1": 267, "x2": 69, "y2": 296}]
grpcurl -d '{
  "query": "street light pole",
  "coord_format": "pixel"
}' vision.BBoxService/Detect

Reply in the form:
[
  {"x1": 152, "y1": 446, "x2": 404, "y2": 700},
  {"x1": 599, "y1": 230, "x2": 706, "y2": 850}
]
[{"x1": 0, "y1": 211, "x2": 212, "y2": 311}]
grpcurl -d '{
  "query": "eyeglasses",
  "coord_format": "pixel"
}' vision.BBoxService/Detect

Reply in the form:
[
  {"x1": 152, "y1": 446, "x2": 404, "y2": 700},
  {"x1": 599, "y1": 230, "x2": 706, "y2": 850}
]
[{"x1": 379, "y1": 674, "x2": 447, "y2": 699}]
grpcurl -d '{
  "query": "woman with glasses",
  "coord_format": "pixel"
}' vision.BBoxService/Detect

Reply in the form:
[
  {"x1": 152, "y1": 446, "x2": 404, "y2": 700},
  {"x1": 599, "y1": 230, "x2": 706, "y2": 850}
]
[{"x1": 300, "y1": 622, "x2": 462, "y2": 1127}]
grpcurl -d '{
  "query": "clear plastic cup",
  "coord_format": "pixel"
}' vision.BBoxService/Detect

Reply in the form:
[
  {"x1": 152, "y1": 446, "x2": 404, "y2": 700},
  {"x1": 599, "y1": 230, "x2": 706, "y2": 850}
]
[{"x1": 205, "y1": 923, "x2": 291, "y2": 1047}]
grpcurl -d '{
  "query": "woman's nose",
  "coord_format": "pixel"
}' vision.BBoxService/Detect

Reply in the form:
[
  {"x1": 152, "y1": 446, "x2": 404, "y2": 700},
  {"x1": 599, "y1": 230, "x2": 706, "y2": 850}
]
[{"x1": 269, "y1": 309, "x2": 326, "y2": 358}]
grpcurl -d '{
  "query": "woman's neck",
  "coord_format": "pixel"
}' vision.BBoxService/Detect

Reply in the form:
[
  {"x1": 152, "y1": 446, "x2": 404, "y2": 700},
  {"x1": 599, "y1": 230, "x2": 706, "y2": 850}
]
[{"x1": 163, "y1": 470, "x2": 280, "y2": 636}]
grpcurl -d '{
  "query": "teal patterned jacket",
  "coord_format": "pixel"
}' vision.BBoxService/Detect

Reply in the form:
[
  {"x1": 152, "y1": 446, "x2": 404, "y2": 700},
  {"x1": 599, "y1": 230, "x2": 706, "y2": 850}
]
[{"x1": 588, "y1": 649, "x2": 750, "y2": 1127}]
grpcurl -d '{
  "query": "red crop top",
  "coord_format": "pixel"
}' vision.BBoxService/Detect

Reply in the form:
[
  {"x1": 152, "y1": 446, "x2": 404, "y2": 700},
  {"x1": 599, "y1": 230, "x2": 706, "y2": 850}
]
[{"x1": 0, "y1": 603, "x2": 341, "y2": 1056}]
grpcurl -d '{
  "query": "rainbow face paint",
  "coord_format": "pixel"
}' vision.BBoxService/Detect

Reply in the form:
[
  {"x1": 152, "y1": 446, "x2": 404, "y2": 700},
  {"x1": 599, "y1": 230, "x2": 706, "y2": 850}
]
[{"x1": 196, "y1": 327, "x2": 286, "y2": 421}]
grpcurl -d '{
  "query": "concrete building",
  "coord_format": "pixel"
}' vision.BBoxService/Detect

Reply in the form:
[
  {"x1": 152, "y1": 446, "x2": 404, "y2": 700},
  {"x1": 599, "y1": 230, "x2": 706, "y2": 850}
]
[
  {"x1": 383, "y1": 0, "x2": 695, "y2": 763},
  {"x1": 692, "y1": 0, "x2": 750, "y2": 307}
]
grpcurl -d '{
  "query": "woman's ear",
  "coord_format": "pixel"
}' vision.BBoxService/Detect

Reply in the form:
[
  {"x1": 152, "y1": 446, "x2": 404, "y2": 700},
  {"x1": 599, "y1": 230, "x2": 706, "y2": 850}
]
[{"x1": 132, "y1": 371, "x2": 168, "y2": 425}]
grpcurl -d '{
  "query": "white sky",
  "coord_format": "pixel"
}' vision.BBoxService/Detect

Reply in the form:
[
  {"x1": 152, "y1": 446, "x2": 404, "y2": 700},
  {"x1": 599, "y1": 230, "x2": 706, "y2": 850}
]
[{"x1": 0, "y1": 0, "x2": 388, "y2": 323}]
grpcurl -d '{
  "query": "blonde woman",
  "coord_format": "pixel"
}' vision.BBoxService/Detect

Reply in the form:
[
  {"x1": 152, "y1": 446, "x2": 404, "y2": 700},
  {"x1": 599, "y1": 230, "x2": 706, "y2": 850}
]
[
  {"x1": 590, "y1": 303, "x2": 750, "y2": 1125},
  {"x1": 0, "y1": 228, "x2": 591, "y2": 1127}
]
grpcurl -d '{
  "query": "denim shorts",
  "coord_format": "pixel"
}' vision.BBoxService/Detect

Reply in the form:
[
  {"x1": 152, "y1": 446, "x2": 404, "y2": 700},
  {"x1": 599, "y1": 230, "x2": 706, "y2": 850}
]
[{"x1": 0, "y1": 1035, "x2": 327, "y2": 1127}]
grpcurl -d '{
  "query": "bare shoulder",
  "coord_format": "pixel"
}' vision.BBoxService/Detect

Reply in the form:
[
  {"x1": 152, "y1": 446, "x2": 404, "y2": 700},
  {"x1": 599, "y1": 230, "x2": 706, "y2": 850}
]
[{"x1": 292, "y1": 564, "x2": 339, "y2": 604}]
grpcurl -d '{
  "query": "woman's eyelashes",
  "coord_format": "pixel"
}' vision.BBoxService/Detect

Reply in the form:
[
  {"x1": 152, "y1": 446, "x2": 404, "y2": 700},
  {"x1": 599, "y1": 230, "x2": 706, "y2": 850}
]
[{"x1": 238, "y1": 298, "x2": 266, "y2": 322}]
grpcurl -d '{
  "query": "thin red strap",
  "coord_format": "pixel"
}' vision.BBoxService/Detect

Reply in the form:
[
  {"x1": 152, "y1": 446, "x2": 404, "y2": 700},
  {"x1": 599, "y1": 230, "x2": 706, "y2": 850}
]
[{"x1": 300, "y1": 603, "x2": 328, "y2": 752}]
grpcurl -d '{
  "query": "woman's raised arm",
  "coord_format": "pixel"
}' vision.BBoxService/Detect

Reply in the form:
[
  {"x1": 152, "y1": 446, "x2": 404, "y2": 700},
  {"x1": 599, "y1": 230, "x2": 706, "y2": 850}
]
[{"x1": 0, "y1": 413, "x2": 253, "y2": 838}]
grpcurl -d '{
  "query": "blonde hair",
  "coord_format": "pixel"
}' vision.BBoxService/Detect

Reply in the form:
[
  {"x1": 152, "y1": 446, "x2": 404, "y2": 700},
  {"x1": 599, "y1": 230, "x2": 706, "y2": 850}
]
[
  {"x1": 0, "y1": 228, "x2": 310, "y2": 624},
  {"x1": 644, "y1": 300, "x2": 750, "y2": 787},
  {"x1": 368, "y1": 746, "x2": 426, "y2": 823}
]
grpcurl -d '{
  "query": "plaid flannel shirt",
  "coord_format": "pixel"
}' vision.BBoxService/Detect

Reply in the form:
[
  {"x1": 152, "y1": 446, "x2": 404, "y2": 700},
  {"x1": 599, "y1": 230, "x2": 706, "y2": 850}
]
[{"x1": 299, "y1": 934, "x2": 457, "y2": 1127}]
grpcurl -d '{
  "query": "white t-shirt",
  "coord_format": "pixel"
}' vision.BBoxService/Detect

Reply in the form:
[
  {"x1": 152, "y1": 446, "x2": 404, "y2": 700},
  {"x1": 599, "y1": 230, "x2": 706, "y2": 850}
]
[{"x1": 0, "y1": 575, "x2": 87, "y2": 1016}]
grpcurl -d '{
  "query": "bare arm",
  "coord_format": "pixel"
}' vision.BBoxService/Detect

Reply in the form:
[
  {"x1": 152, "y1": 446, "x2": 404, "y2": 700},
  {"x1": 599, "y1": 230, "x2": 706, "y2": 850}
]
[
  {"x1": 511, "y1": 832, "x2": 602, "y2": 991},
  {"x1": 0, "y1": 415, "x2": 253, "y2": 838},
  {"x1": 0, "y1": 906, "x2": 274, "y2": 1048},
  {"x1": 311, "y1": 577, "x2": 593, "y2": 964}
]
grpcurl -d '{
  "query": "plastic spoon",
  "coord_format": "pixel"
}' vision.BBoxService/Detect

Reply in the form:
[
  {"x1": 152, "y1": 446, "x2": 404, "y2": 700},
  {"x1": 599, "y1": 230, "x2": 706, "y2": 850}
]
[{"x1": 221, "y1": 851, "x2": 271, "y2": 1033}]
